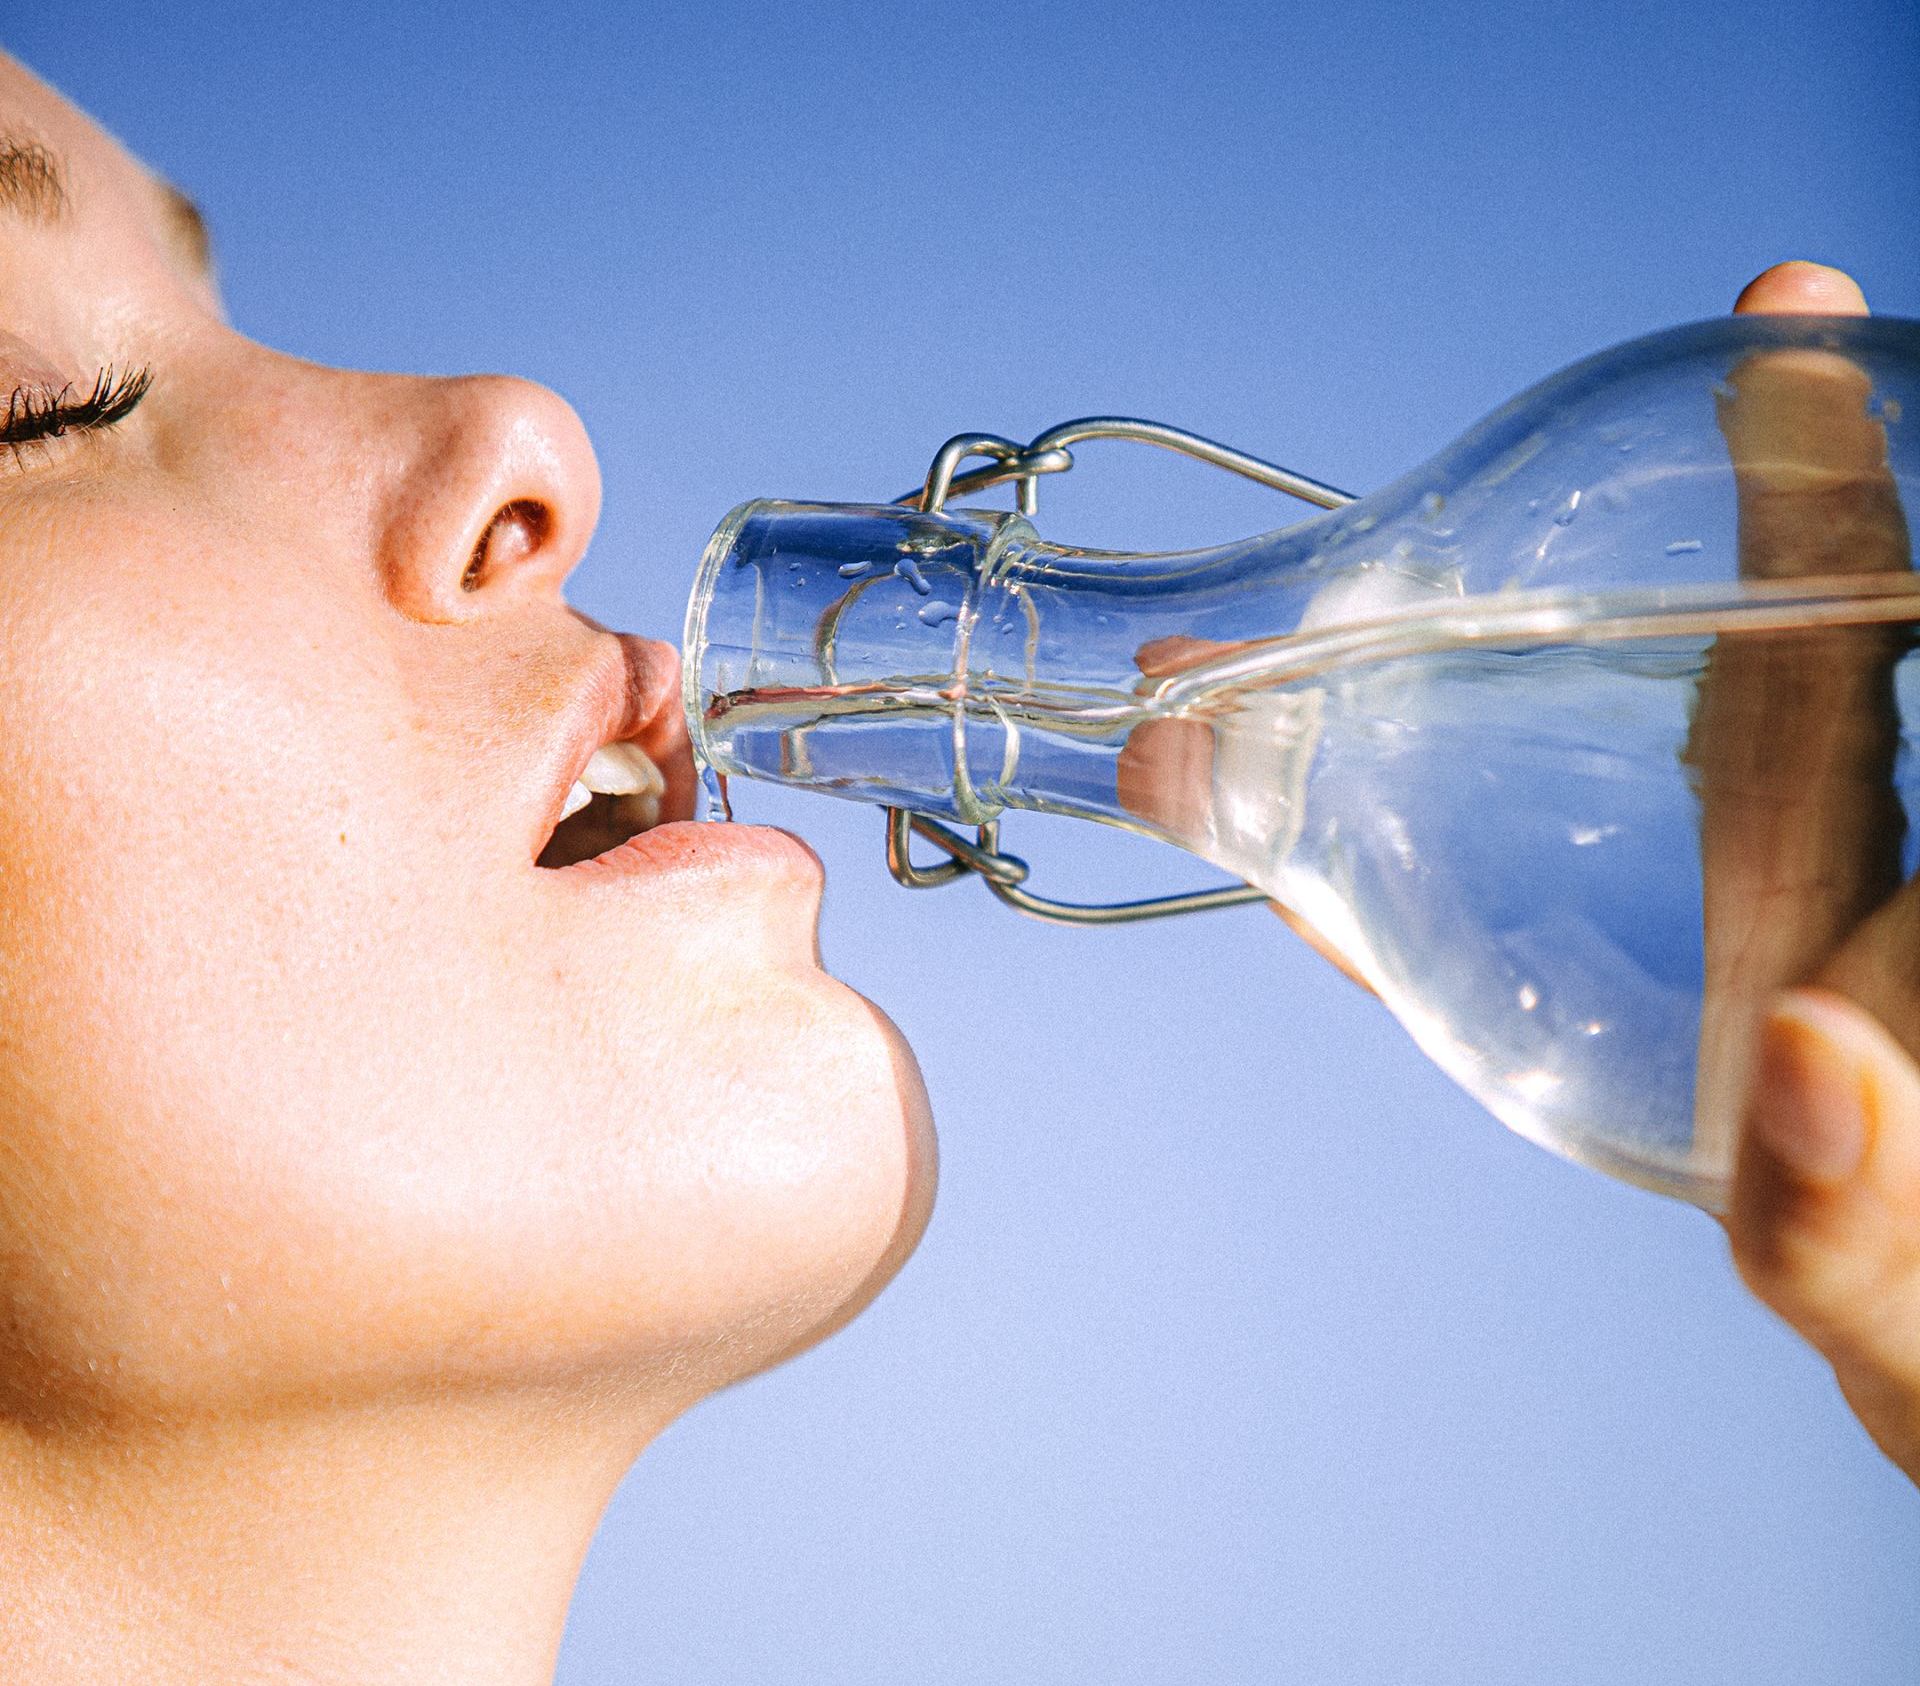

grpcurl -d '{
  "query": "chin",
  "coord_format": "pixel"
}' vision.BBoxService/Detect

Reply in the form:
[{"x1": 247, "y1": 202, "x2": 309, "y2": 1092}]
[
  {"x1": 735, "y1": 984, "x2": 938, "y2": 1379},
  {"x1": 495, "y1": 942, "x2": 939, "y2": 1411}
]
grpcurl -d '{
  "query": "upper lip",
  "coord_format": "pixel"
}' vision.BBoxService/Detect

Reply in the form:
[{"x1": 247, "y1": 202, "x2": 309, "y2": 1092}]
[{"x1": 534, "y1": 631, "x2": 697, "y2": 862}]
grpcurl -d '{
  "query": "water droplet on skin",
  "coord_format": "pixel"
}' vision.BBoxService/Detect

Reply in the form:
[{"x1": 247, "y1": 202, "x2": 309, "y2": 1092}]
[
  {"x1": 1664, "y1": 539, "x2": 1703, "y2": 555},
  {"x1": 917, "y1": 601, "x2": 959, "y2": 627},
  {"x1": 895, "y1": 556, "x2": 932, "y2": 595}
]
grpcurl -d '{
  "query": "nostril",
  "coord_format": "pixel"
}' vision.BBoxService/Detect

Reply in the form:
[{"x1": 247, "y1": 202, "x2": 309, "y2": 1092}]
[{"x1": 462, "y1": 498, "x2": 553, "y2": 592}]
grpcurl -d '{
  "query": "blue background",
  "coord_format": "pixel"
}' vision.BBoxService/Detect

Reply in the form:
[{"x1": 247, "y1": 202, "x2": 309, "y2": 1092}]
[{"x1": 12, "y1": 3, "x2": 1918, "y2": 1679}]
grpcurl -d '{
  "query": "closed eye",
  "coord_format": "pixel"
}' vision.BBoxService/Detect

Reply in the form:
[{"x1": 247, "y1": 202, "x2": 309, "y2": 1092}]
[{"x1": 1, "y1": 364, "x2": 152, "y2": 456}]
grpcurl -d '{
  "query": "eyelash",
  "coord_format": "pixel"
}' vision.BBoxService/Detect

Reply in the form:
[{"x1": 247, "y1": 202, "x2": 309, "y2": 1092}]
[{"x1": 0, "y1": 365, "x2": 154, "y2": 459}]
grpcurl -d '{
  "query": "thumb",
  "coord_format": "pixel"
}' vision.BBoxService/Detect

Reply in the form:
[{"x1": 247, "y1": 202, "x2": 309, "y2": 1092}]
[
  {"x1": 1732, "y1": 258, "x2": 1869, "y2": 316},
  {"x1": 1729, "y1": 989, "x2": 1920, "y2": 1480}
]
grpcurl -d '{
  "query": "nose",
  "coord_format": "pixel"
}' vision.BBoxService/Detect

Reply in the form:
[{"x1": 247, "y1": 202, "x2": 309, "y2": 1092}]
[{"x1": 364, "y1": 371, "x2": 604, "y2": 624}]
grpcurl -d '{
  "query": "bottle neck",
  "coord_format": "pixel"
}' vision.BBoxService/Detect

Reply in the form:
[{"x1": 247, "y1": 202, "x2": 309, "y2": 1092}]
[
  {"x1": 684, "y1": 499, "x2": 1343, "y2": 842},
  {"x1": 685, "y1": 499, "x2": 1027, "y2": 825}
]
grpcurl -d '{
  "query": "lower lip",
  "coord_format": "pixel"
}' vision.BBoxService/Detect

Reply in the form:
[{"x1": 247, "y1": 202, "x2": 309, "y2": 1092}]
[{"x1": 550, "y1": 818, "x2": 824, "y2": 889}]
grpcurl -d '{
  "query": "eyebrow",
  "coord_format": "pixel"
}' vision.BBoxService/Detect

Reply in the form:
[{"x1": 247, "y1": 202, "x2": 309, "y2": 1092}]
[
  {"x1": 0, "y1": 129, "x2": 214, "y2": 285},
  {"x1": 0, "y1": 134, "x2": 68, "y2": 221}
]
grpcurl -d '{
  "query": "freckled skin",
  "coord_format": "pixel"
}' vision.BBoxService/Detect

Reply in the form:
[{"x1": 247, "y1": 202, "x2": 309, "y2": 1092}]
[{"x1": 0, "y1": 50, "x2": 933, "y2": 1683}]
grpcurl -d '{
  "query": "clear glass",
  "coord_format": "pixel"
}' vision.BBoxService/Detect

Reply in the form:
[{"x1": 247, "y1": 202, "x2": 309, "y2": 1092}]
[{"x1": 684, "y1": 315, "x2": 1920, "y2": 1208}]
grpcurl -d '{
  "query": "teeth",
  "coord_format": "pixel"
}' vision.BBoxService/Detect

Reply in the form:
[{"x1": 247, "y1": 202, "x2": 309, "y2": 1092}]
[
  {"x1": 556, "y1": 741, "x2": 666, "y2": 831},
  {"x1": 581, "y1": 741, "x2": 665, "y2": 799}
]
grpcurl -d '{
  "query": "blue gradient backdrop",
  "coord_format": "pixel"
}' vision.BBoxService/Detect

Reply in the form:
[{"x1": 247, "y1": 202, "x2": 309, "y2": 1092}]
[{"x1": 12, "y1": 4, "x2": 1917, "y2": 1680}]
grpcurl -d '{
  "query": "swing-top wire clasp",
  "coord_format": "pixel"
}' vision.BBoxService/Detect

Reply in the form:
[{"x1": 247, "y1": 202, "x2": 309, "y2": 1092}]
[{"x1": 881, "y1": 417, "x2": 1356, "y2": 927}]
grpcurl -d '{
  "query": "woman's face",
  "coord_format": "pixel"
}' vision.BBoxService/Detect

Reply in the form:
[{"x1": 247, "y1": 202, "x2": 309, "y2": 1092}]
[{"x1": 0, "y1": 56, "x2": 932, "y2": 1424}]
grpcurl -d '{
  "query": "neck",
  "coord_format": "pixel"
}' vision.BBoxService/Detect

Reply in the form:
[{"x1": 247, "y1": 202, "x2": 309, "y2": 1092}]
[{"x1": 0, "y1": 1390, "x2": 668, "y2": 1686}]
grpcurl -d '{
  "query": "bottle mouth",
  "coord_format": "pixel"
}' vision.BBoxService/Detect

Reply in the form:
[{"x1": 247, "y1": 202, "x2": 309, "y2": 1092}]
[
  {"x1": 1148, "y1": 573, "x2": 1920, "y2": 707},
  {"x1": 680, "y1": 499, "x2": 1036, "y2": 822},
  {"x1": 680, "y1": 497, "x2": 758, "y2": 777}
]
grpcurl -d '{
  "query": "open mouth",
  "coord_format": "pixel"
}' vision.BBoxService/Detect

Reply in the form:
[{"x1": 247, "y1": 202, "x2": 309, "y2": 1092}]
[{"x1": 537, "y1": 741, "x2": 671, "y2": 869}]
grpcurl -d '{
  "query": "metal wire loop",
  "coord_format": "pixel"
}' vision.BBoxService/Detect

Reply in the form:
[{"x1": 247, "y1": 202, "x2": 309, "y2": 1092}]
[
  {"x1": 899, "y1": 414, "x2": 1354, "y2": 517},
  {"x1": 884, "y1": 807, "x2": 1270, "y2": 926},
  {"x1": 904, "y1": 434, "x2": 1075, "y2": 516},
  {"x1": 881, "y1": 414, "x2": 1352, "y2": 926},
  {"x1": 886, "y1": 808, "x2": 1029, "y2": 890}
]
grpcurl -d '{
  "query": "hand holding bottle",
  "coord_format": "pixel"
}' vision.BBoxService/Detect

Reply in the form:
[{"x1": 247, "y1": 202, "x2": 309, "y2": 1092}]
[
  {"x1": 1108, "y1": 260, "x2": 1920, "y2": 1483},
  {"x1": 685, "y1": 257, "x2": 1920, "y2": 1479},
  {"x1": 1711, "y1": 262, "x2": 1920, "y2": 1485}
]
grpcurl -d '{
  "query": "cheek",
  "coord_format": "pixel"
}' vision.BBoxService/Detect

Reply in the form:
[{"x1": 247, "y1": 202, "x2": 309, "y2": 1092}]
[
  {"x1": 0, "y1": 583, "x2": 485, "y2": 1403},
  {"x1": 0, "y1": 556, "x2": 933, "y2": 1414}
]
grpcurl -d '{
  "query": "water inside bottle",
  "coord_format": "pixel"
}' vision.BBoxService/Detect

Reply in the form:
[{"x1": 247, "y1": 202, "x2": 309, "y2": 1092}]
[
  {"x1": 686, "y1": 314, "x2": 1920, "y2": 1203},
  {"x1": 697, "y1": 582, "x2": 1920, "y2": 1203}
]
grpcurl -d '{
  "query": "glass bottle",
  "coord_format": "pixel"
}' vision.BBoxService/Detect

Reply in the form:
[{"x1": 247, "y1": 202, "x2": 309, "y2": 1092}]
[{"x1": 683, "y1": 314, "x2": 1920, "y2": 1208}]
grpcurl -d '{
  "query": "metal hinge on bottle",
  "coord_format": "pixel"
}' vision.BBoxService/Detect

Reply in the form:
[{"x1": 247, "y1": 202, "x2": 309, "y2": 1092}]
[{"x1": 881, "y1": 416, "x2": 1354, "y2": 926}]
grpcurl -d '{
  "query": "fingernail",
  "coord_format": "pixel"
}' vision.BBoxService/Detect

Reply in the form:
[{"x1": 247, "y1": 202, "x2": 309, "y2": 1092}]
[{"x1": 1747, "y1": 995, "x2": 1869, "y2": 1182}]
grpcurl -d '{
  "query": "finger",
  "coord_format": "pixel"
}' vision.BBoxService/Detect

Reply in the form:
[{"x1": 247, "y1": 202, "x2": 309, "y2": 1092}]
[
  {"x1": 1683, "y1": 265, "x2": 1910, "y2": 1161},
  {"x1": 1118, "y1": 636, "x2": 1376, "y2": 991},
  {"x1": 1115, "y1": 716, "x2": 1217, "y2": 845},
  {"x1": 1729, "y1": 989, "x2": 1920, "y2": 1481},
  {"x1": 1820, "y1": 871, "x2": 1920, "y2": 1056},
  {"x1": 1133, "y1": 633, "x2": 1235, "y2": 680},
  {"x1": 1733, "y1": 260, "x2": 1869, "y2": 316},
  {"x1": 1271, "y1": 901, "x2": 1376, "y2": 993},
  {"x1": 1725, "y1": 261, "x2": 1898, "y2": 584},
  {"x1": 1715, "y1": 358, "x2": 1908, "y2": 585},
  {"x1": 1685, "y1": 614, "x2": 1907, "y2": 1150}
]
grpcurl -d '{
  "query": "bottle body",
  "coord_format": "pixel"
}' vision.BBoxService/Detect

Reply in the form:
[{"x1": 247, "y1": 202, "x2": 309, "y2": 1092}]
[{"x1": 686, "y1": 315, "x2": 1920, "y2": 1207}]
